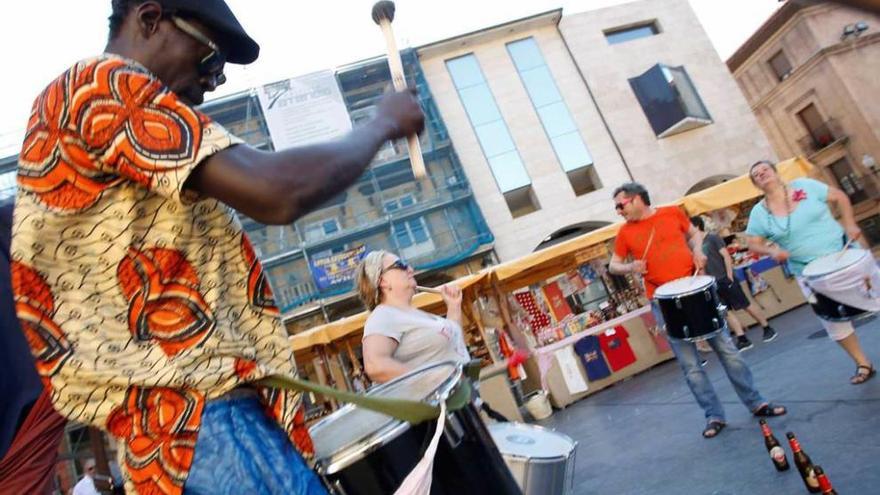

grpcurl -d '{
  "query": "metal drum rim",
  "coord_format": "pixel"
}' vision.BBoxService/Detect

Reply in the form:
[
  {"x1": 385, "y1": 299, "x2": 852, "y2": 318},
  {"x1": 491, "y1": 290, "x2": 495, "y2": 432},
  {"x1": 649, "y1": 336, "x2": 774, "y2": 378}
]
[
  {"x1": 654, "y1": 275, "x2": 716, "y2": 299},
  {"x1": 488, "y1": 422, "x2": 577, "y2": 460},
  {"x1": 310, "y1": 361, "x2": 463, "y2": 475},
  {"x1": 803, "y1": 249, "x2": 868, "y2": 278}
]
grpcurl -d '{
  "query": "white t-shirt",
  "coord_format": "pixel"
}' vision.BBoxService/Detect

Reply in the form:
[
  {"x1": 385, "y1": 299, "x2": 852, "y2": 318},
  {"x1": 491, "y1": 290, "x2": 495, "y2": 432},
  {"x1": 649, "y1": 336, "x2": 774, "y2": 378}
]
[
  {"x1": 363, "y1": 305, "x2": 470, "y2": 369},
  {"x1": 73, "y1": 476, "x2": 100, "y2": 495}
]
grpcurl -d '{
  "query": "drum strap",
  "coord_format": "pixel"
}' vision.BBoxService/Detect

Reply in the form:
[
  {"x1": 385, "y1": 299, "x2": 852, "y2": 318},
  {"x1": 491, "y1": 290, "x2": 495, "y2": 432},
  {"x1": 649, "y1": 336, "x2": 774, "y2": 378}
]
[{"x1": 255, "y1": 374, "x2": 472, "y2": 424}]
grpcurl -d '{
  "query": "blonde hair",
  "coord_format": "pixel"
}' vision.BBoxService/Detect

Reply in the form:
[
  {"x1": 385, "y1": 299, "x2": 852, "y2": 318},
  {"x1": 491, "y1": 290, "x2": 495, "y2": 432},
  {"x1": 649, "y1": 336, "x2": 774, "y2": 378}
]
[{"x1": 356, "y1": 250, "x2": 390, "y2": 310}]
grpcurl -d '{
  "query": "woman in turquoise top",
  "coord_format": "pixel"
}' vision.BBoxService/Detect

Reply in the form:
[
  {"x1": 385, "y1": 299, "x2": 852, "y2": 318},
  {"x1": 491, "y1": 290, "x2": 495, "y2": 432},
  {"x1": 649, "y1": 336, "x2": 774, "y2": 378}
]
[{"x1": 745, "y1": 160, "x2": 875, "y2": 384}]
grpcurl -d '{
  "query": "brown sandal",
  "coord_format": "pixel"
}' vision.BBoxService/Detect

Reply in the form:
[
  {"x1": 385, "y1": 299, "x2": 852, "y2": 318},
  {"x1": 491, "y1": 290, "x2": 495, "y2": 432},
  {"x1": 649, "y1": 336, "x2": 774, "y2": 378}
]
[{"x1": 851, "y1": 365, "x2": 876, "y2": 385}]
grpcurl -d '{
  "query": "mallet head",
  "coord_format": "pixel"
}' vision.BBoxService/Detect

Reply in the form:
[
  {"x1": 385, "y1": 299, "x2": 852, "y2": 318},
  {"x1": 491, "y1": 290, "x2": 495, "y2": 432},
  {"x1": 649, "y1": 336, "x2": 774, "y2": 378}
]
[{"x1": 371, "y1": 1, "x2": 396, "y2": 25}]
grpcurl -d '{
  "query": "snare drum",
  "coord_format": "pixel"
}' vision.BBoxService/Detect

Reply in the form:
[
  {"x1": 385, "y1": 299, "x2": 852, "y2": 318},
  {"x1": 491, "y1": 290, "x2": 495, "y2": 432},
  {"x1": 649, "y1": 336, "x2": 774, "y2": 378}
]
[
  {"x1": 802, "y1": 249, "x2": 880, "y2": 322},
  {"x1": 488, "y1": 423, "x2": 577, "y2": 495},
  {"x1": 654, "y1": 275, "x2": 726, "y2": 341},
  {"x1": 309, "y1": 361, "x2": 521, "y2": 495}
]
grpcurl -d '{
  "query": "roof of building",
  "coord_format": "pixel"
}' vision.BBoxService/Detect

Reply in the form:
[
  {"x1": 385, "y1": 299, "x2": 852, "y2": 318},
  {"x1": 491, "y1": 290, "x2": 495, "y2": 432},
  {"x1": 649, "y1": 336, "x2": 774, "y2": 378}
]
[
  {"x1": 726, "y1": 1, "x2": 805, "y2": 72},
  {"x1": 416, "y1": 9, "x2": 562, "y2": 59}
]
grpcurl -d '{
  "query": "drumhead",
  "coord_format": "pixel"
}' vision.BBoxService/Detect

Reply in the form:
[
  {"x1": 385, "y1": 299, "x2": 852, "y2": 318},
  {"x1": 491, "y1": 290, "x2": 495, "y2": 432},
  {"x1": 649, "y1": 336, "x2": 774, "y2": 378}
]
[
  {"x1": 310, "y1": 361, "x2": 460, "y2": 469},
  {"x1": 654, "y1": 275, "x2": 715, "y2": 298},
  {"x1": 488, "y1": 423, "x2": 575, "y2": 459},
  {"x1": 803, "y1": 249, "x2": 868, "y2": 278}
]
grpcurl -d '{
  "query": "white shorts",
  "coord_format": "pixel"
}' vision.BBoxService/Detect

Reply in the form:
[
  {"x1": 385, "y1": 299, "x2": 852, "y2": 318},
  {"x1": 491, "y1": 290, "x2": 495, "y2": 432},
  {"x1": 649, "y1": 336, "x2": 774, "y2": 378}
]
[{"x1": 796, "y1": 277, "x2": 855, "y2": 341}]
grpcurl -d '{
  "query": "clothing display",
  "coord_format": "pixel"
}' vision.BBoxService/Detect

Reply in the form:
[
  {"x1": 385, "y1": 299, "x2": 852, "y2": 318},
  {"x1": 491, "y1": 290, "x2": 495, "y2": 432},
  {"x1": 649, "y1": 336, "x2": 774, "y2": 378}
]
[
  {"x1": 573, "y1": 335, "x2": 612, "y2": 381},
  {"x1": 598, "y1": 326, "x2": 637, "y2": 372}
]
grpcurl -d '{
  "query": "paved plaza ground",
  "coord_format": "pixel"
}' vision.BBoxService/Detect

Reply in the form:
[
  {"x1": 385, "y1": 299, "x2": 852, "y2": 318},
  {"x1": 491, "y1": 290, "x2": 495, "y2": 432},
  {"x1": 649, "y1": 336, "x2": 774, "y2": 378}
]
[{"x1": 539, "y1": 305, "x2": 880, "y2": 494}]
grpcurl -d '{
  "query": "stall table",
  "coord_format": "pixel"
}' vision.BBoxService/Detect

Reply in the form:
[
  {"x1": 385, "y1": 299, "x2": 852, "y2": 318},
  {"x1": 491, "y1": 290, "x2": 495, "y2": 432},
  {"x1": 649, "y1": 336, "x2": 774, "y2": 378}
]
[{"x1": 523, "y1": 307, "x2": 674, "y2": 409}]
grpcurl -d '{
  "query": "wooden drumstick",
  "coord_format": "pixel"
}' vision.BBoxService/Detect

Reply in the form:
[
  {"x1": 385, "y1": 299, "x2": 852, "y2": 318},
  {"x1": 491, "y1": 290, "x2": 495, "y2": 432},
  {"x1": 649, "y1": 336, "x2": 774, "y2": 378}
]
[
  {"x1": 641, "y1": 226, "x2": 656, "y2": 261},
  {"x1": 371, "y1": 1, "x2": 427, "y2": 179},
  {"x1": 416, "y1": 285, "x2": 441, "y2": 294},
  {"x1": 834, "y1": 236, "x2": 856, "y2": 262}
]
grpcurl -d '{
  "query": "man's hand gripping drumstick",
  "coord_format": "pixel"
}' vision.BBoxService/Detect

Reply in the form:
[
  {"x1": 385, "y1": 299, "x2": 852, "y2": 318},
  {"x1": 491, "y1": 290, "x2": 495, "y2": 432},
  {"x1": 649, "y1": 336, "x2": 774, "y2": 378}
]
[{"x1": 372, "y1": 1, "x2": 427, "y2": 179}]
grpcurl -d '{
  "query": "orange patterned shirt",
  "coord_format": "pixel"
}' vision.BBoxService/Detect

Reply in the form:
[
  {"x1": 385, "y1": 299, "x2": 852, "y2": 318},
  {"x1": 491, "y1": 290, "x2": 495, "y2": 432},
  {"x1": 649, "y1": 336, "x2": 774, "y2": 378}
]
[{"x1": 12, "y1": 54, "x2": 312, "y2": 494}]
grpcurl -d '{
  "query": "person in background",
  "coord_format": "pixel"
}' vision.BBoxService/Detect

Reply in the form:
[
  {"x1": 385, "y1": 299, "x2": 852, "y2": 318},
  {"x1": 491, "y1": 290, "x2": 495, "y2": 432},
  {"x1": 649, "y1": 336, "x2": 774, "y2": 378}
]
[
  {"x1": 690, "y1": 216, "x2": 778, "y2": 351},
  {"x1": 72, "y1": 459, "x2": 101, "y2": 495},
  {"x1": 746, "y1": 160, "x2": 875, "y2": 384}
]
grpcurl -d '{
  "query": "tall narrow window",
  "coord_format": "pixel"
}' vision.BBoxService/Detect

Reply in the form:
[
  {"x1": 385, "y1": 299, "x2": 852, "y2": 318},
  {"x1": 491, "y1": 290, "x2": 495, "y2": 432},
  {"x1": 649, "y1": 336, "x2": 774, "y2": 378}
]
[
  {"x1": 507, "y1": 38, "x2": 600, "y2": 196},
  {"x1": 768, "y1": 50, "x2": 792, "y2": 81},
  {"x1": 447, "y1": 54, "x2": 539, "y2": 216}
]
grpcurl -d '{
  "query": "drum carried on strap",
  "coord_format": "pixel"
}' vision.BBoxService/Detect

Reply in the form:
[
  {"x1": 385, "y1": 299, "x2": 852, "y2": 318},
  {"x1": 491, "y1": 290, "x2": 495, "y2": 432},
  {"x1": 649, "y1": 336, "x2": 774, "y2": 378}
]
[
  {"x1": 309, "y1": 361, "x2": 521, "y2": 495},
  {"x1": 654, "y1": 275, "x2": 727, "y2": 342},
  {"x1": 488, "y1": 423, "x2": 577, "y2": 495},
  {"x1": 802, "y1": 248, "x2": 880, "y2": 322}
]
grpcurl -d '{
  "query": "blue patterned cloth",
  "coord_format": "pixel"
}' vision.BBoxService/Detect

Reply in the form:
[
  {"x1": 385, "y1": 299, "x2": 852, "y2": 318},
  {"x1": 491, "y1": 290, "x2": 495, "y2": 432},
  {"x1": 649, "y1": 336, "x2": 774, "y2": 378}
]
[{"x1": 184, "y1": 392, "x2": 327, "y2": 495}]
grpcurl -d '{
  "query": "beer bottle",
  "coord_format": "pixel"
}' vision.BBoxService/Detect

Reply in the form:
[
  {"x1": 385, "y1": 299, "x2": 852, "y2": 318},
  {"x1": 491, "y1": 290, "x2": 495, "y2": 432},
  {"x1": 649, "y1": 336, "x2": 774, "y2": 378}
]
[
  {"x1": 786, "y1": 432, "x2": 820, "y2": 493},
  {"x1": 759, "y1": 419, "x2": 789, "y2": 471},
  {"x1": 813, "y1": 465, "x2": 838, "y2": 495}
]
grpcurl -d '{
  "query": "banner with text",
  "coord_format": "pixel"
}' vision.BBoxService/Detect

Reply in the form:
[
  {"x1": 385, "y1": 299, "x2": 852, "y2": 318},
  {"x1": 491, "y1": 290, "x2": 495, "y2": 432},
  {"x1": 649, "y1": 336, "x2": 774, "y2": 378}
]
[
  {"x1": 257, "y1": 70, "x2": 352, "y2": 150},
  {"x1": 309, "y1": 245, "x2": 367, "y2": 291}
]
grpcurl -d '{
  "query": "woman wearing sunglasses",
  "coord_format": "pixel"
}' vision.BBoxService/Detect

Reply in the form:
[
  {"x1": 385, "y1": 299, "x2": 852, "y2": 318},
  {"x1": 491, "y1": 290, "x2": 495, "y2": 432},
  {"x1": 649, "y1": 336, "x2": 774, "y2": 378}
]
[{"x1": 356, "y1": 251, "x2": 469, "y2": 383}]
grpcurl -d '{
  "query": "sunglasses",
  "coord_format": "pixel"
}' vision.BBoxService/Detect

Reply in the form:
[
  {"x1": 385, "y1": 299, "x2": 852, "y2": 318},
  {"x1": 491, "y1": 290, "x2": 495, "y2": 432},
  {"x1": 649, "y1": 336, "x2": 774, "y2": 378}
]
[
  {"x1": 170, "y1": 16, "x2": 227, "y2": 88},
  {"x1": 380, "y1": 259, "x2": 411, "y2": 275},
  {"x1": 614, "y1": 197, "x2": 635, "y2": 211}
]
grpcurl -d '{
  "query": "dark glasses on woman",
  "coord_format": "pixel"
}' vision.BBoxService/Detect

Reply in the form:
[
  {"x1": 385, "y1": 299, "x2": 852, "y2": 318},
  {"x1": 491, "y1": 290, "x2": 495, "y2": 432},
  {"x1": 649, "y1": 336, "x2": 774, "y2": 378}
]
[{"x1": 380, "y1": 259, "x2": 411, "y2": 274}]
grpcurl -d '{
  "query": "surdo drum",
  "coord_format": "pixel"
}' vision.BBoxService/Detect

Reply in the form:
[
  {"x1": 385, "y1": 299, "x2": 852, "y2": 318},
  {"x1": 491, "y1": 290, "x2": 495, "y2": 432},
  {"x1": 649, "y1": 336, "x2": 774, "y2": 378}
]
[
  {"x1": 308, "y1": 361, "x2": 521, "y2": 495},
  {"x1": 654, "y1": 275, "x2": 727, "y2": 341},
  {"x1": 802, "y1": 249, "x2": 880, "y2": 322},
  {"x1": 488, "y1": 423, "x2": 577, "y2": 495}
]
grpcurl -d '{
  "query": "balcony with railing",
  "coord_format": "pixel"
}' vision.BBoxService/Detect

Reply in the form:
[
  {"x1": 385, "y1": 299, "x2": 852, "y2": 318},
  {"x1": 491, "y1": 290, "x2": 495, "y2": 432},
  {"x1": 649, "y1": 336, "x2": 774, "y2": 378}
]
[{"x1": 798, "y1": 119, "x2": 846, "y2": 156}]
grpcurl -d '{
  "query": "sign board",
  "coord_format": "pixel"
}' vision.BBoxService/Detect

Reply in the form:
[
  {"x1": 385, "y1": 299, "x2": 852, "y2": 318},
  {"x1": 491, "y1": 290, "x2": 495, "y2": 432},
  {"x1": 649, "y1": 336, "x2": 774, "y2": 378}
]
[
  {"x1": 309, "y1": 245, "x2": 367, "y2": 290},
  {"x1": 257, "y1": 70, "x2": 352, "y2": 150}
]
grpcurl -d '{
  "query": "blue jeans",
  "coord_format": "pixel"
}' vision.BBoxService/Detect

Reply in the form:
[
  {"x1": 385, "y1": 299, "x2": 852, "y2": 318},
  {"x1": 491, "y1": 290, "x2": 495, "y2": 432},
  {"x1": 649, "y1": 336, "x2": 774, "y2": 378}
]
[
  {"x1": 184, "y1": 391, "x2": 327, "y2": 495},
  {"x1": 652, "y1": 303, "x2": 766, "y2": 422}
]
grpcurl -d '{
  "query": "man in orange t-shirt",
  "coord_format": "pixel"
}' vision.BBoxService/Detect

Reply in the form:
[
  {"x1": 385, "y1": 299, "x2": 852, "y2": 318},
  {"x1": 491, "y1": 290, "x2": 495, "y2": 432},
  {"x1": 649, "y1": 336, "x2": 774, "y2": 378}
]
[{"x1": 609, "y1": 183, "x2": 786, "y2": 439}]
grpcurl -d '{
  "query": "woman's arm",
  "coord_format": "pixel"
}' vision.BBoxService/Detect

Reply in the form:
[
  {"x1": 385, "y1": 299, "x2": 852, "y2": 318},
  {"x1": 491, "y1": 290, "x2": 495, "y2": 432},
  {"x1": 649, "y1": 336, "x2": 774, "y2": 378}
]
[
  {"x1": 440, "y1": 284, "x2": 463, "y2": 326},
  {"x1": 362, "y1": 335, "x2": 410, "y2": 383},
  {"x1": 826, "y1": 186, "x2": 863, "y2": 242},
  {"x1": 747, "y1": 235, "x2": 789, "y2": 262}
]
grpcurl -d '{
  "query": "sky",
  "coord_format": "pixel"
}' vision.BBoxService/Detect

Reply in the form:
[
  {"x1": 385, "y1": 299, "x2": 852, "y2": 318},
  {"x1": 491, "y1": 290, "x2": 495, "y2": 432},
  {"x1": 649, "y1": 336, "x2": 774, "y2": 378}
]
[{"x1": 0, "y1": 0, "x2": 783, "y2": 157}]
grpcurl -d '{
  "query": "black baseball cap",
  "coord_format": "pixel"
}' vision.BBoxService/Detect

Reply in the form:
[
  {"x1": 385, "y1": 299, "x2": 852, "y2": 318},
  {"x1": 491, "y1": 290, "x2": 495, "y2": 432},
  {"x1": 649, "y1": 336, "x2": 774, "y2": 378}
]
[{"x1": 160, "y1": 0, "x2": 259, "y2": 64}]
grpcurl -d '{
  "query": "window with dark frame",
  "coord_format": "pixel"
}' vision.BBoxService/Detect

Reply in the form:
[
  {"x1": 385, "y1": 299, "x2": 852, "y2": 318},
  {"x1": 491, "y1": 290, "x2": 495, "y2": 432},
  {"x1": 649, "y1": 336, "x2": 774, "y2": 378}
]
[
  {"x1": 828, "y1": 157, "x2": 868, "y2": 204},
  {"x1": 605, "y1": 22, "x2": 660, "y2": 45},
  {"x1": 628, "y1": 63, "x2": 712, "y2": 138},
  {"x1": 797, "y1": 103, "x2": 836, "y2": 150},
  {"x1": 768, "y1": 50, "x2": 793, "y2": 81}
]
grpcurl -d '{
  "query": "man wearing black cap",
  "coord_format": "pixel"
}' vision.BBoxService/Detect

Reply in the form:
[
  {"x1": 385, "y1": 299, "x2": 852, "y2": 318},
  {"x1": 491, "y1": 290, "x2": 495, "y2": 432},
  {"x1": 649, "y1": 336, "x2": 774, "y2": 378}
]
[{"x1": 10, "y1": 1, "x2": 422, "y2": 494}]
